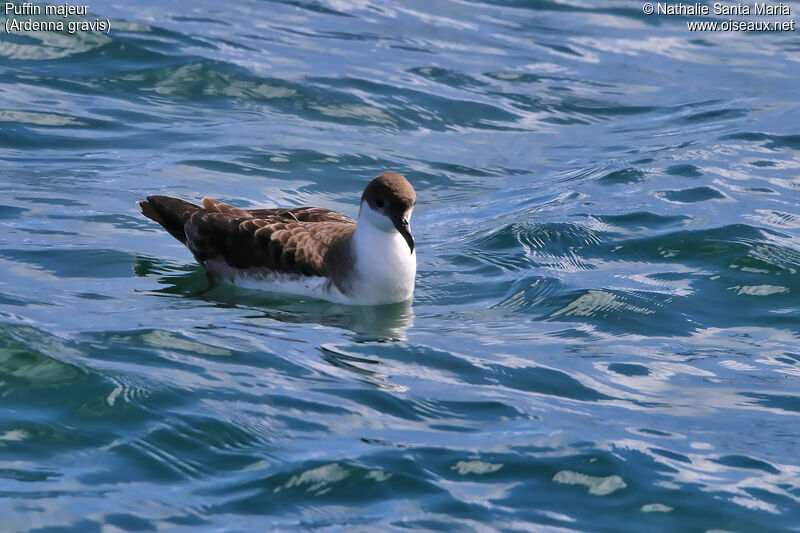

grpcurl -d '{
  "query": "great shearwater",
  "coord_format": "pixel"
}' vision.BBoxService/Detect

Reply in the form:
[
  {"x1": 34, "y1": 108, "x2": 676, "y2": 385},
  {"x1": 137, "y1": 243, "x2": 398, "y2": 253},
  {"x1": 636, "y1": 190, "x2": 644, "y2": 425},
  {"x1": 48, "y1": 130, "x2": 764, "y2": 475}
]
[{"x1": 140, "y1": 172, "x2": 417, "y2": 305}]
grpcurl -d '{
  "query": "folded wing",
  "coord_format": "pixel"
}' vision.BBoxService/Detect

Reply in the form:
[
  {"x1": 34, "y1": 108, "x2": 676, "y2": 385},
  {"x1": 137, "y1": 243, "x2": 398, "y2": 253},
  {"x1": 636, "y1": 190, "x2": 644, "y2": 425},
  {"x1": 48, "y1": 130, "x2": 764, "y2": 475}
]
[{"x1": 141, "y1": 196, "x2": 356, "y2": 277}]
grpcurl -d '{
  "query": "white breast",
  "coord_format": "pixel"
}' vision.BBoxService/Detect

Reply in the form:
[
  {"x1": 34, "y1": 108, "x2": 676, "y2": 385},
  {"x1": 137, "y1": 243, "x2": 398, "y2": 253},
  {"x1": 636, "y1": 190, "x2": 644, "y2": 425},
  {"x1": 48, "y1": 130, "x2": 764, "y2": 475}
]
[{"x1": 348, "y1": 218, "x2": 416, "y2": 306}]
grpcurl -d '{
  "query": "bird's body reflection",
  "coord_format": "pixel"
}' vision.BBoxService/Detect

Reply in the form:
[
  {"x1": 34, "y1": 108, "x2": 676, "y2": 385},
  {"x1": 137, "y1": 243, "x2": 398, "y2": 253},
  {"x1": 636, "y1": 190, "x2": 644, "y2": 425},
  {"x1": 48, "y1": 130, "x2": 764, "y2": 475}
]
[{"x1": 143, "y1": 263, "x2": 414, "y2": 343}]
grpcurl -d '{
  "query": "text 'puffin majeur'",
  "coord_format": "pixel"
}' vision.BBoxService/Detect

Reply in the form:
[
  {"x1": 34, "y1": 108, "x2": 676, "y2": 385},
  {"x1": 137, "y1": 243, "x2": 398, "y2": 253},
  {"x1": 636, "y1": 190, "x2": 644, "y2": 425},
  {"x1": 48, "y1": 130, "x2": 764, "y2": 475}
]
[{"x1": 4, "y1": 3, "x2": 110, "y2": 34}]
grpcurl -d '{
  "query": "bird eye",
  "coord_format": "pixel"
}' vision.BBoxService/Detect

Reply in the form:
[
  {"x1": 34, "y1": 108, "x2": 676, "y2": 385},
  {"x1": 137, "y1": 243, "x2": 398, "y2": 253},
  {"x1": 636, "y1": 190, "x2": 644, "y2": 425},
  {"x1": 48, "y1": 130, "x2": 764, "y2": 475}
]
[{"x1": 376, "y1": 199, "x2": 385, "y2": 208}]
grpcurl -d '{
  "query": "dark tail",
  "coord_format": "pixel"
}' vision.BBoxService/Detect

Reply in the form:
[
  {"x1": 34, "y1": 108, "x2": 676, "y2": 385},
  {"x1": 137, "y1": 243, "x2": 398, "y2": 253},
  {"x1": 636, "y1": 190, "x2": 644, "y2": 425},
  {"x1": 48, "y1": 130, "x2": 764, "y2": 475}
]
[{"x1": 139, "y1": 195, "x2": 201, "y2": 244}]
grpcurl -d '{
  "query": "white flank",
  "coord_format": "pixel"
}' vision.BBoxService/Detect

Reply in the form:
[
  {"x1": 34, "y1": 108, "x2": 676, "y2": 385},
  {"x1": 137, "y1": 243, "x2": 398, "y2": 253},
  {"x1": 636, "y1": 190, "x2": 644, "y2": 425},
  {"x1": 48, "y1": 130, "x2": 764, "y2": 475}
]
[{"x1": 204, "y1": 258, "x2": 353, "y2": 304}]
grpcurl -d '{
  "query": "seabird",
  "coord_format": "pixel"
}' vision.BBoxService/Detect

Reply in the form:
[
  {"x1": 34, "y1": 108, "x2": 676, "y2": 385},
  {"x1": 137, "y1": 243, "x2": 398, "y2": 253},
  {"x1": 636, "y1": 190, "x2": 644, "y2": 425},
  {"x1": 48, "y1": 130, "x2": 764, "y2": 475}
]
[{"x1": 139, "y1": 171, "x2": 417, "y2": 305}]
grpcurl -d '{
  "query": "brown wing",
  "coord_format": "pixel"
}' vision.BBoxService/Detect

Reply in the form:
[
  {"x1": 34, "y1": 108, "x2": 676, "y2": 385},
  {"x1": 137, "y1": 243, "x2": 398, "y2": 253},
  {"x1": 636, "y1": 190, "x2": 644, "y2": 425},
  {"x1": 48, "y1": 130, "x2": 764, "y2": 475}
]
[
  {"x1": 184, "y1": 198, "x2": 356, "y2": 277},
  {"x1": 246, "y1": 206, "x2": 355, "y2": 225}
]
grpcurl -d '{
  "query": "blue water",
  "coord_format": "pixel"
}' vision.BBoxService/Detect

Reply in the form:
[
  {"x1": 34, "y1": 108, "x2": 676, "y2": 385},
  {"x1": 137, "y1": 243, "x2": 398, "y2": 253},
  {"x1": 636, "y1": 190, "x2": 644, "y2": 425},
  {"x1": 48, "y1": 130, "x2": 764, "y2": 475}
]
[{"x1": 2, "y1": 1, "x2": 799, "y2": 530}]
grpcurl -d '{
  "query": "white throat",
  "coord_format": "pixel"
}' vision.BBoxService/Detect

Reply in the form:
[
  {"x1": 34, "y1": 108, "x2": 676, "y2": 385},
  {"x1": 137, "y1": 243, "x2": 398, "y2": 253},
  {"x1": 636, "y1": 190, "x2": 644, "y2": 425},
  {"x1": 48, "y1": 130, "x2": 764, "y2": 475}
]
[{"x1": 348, "y1": 202, "x2": 416, "y2": 305}]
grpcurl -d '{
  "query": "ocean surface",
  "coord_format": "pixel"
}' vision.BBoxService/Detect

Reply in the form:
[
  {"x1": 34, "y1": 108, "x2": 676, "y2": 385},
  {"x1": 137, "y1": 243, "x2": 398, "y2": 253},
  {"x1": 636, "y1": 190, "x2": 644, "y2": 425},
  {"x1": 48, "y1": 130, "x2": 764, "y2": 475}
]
[{"x1": 1, "y1": 1, "x2": 799, "y2": 531}]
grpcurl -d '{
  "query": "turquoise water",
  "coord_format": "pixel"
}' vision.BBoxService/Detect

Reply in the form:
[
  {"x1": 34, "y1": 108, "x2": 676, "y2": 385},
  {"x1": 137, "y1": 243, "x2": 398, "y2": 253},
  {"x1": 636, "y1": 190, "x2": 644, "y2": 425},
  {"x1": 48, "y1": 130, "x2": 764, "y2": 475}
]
[{"x1": 2, "y1": 0, "x2": 799, "y2": 530}]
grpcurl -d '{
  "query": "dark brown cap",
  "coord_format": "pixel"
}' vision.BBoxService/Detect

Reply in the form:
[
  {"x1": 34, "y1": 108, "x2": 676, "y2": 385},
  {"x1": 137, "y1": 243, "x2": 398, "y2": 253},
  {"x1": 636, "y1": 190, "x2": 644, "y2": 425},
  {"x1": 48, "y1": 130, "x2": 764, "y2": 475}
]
[{"x1": 361, "y1": 172, "x2": 416, "y2": 214}]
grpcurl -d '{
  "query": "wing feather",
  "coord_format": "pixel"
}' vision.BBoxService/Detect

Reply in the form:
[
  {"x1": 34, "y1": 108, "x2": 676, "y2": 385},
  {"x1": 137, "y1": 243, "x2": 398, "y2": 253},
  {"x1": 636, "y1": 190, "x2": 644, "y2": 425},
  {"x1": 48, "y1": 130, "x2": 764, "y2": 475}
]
[
  {"x1": 247, "y1": 206, "x2": 355, "y2": 224},
  {"x1": 184, "y1": 199, "x2": 355, "y2": 277}
]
